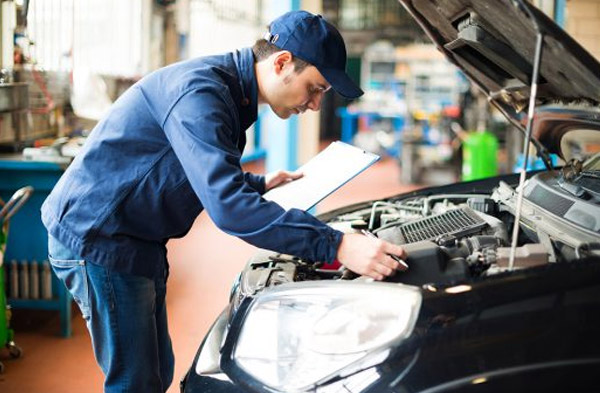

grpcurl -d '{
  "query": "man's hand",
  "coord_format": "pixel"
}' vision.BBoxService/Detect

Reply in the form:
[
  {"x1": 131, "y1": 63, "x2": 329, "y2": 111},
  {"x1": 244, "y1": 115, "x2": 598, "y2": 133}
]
[
  {"x1": 265, "y1": 169, "x2": 303, "y2": 191},
  {"x1": 336, "y1": 233, "x2": 407, "y2": 281}
]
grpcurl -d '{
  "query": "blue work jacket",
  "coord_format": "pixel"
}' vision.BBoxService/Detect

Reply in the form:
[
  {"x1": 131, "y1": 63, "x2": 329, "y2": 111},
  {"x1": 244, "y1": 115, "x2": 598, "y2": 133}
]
[{"x1": 41, "y1": 47, "x2": 343, "y2": 278}]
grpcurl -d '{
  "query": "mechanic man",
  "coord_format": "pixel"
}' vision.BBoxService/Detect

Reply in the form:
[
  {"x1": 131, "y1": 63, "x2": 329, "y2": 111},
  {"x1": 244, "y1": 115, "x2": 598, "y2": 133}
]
[{"x1": 41, "y1": 10, "x2": 407, "y2": 393}]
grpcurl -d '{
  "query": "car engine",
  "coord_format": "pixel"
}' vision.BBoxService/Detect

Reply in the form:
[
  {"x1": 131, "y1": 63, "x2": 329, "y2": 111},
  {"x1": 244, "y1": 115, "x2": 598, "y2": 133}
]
[{"x1": 239, "y1": 169, "x2": 600, "y2": 296}]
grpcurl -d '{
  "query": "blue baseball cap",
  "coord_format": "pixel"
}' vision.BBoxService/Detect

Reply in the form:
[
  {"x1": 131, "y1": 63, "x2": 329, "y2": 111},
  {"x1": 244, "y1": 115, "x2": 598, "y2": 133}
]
[{"x1": 265, "y1": 11, "x2": 364, "y2": 99}]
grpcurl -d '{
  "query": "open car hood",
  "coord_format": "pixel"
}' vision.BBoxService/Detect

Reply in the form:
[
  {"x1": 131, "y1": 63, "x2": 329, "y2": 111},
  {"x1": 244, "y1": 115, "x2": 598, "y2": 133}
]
[{"x1": 398, "y1": 0, "x2": 600, "y2": 159}]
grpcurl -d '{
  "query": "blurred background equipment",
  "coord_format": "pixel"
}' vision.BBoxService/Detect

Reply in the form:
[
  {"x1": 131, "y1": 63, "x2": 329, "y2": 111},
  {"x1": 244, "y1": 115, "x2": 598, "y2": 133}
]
[
  {"x1": 339, "y1": 41, "x2": 467, "y2": 184},
  {"x1": 0, "y1": 186, "x2": 32, "y2": 373}
]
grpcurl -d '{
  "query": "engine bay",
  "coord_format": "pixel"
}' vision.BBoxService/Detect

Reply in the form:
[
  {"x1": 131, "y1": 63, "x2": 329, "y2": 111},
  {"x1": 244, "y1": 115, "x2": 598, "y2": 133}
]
[{"x1": 240, "y1": 169, "x2": 600, "y2": 296}]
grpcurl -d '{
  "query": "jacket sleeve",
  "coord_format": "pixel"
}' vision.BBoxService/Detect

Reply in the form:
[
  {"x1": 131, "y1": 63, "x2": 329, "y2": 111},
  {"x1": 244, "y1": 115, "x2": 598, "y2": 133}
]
[
  {"x1": 162, "y1": 87, "x2": 343, "y2": 262},
  {"x1": 243, "y1": 172, "x2": 265, "y2": 194}
]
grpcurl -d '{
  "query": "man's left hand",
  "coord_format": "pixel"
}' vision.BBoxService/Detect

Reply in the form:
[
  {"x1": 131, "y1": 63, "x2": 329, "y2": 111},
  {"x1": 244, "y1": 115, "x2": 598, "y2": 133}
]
[{"x1": 265, "y1": 169, "x2": 303, "y2": 191}]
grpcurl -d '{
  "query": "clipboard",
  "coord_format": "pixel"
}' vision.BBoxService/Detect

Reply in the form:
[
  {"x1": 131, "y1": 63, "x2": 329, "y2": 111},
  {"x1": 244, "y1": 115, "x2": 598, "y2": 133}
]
[{"x1": 263, "y1": 141, "x2": 380, "y2": 211}]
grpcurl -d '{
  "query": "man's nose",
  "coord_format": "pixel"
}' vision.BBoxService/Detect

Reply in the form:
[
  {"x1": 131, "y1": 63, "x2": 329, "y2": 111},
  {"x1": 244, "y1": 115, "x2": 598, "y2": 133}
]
[{"x1": 306, "y1": 91, "x2": 323, "y2": 111}]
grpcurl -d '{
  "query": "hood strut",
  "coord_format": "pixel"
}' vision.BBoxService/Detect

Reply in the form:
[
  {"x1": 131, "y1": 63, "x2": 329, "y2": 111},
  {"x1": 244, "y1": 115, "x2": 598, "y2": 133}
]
[{"x1": 509, "y1": 0, "x2": 546, "y2": 270}]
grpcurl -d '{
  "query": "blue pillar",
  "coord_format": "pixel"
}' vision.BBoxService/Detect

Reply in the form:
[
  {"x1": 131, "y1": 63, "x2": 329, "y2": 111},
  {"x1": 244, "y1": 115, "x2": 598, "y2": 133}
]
[
  {"x1": 264, "y1": 0, "x2": 301, "y2": 173},
  {"x1": 554, "y1": 0, "x2": 566, "y2": 28}
]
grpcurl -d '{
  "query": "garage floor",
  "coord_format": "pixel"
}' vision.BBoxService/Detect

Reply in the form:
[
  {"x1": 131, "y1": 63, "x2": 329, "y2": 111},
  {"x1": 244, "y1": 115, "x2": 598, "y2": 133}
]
[{"x1": 0, "y1": 156, "x2": 419, "y2": 393}]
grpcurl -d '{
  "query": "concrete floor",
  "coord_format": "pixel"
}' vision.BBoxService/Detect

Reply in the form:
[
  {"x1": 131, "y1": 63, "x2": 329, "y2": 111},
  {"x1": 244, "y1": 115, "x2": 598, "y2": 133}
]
[{"x1": 0, "y1": 156, "x2": 420, "y2": 393}]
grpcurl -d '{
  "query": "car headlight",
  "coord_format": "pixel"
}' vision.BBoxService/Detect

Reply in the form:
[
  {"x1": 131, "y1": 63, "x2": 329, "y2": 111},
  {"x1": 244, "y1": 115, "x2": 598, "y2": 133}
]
[{"x1": 227, "y1": 281, "x2": 422, "y2": 392}]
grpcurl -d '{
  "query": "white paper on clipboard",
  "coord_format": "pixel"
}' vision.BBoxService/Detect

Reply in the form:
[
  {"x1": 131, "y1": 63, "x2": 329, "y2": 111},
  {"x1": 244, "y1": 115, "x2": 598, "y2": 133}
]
[{"x1": 263, "y1": 141, "x2": 380, "y2": 211}]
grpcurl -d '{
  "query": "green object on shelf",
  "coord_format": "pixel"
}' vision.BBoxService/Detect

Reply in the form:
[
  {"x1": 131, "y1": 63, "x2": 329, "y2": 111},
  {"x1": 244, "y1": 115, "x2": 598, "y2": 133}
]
[
  {"x1": 462, "y1": 130, "x2": 498, "y2": 181},
  {"x1": 1, "y1": 186, "x2": 34, "y2": 371},
  {"x1": 1, "y1": 203, "x2": 12, "y2": 344},
  {"x1": 1, "y1": 225, "x2": 14, "y2": 350}
]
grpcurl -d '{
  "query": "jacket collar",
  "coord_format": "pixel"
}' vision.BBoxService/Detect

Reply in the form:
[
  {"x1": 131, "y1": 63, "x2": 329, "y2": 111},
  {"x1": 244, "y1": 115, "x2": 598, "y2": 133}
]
[{"x1": 233, "y1": 47, "x2": 259, "y2": 131}]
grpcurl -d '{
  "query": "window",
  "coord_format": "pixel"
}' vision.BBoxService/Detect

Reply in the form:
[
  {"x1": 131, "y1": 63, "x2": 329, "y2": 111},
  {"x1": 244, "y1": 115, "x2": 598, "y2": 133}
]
[{"x1": 27, "y1": 0, "x2": 146, "y2": 77}]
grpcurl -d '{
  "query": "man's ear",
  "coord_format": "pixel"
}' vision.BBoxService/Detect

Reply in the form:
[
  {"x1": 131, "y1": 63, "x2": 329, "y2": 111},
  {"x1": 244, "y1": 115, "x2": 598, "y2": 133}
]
[{"x1": 273, "y1": 51, "x2": 293, "y2": 74}]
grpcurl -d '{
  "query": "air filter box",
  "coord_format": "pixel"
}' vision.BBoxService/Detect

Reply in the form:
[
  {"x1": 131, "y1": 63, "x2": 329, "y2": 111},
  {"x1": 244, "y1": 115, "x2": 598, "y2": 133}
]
[{"x1": 387, "y1": 241, "x2": 469, "y2": 286}]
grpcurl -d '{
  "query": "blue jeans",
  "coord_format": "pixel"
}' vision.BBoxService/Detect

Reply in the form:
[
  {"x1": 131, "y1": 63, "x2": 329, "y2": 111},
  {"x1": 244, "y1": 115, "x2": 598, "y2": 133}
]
[{"x1": 48, "y1": 236, "x2": 174, "y2": 393}]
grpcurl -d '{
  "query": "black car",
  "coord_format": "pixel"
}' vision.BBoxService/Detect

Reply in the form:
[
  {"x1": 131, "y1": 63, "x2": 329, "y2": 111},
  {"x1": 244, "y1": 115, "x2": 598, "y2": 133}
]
[{"x1": 181, "y1": 1, "x2": 600, "y2": 392}]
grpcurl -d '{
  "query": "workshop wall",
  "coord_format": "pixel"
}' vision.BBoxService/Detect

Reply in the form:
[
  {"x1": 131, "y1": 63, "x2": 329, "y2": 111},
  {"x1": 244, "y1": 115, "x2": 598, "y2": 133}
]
[
  {"x1": 187, "y1": 0, "x2": 263, "y2": 57},
  {"x1": 567, "y1": 0, "x2": 600, "y2": 60}
]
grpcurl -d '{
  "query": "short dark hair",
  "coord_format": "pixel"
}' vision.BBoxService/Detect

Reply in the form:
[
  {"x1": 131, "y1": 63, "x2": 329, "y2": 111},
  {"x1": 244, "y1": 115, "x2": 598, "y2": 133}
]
[{"x1": 252, "y1": 38, "x2": 310, "y2": 74}]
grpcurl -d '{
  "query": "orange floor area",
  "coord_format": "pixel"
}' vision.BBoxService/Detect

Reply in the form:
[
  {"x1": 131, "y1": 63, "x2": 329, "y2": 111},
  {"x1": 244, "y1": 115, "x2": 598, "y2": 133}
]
[{"x1": 0, "y1": 157, "x2": 420, "y2": 393}]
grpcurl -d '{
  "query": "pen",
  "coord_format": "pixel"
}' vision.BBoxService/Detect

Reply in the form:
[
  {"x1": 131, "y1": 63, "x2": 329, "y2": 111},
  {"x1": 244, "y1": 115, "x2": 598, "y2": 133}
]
[{"x1": 361, "y1": 229, "x2": 409, "y2": 270}]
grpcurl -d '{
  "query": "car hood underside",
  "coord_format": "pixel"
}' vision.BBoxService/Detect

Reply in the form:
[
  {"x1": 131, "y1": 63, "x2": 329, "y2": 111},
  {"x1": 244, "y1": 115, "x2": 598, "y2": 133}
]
[{"x1": 398, "y1": 0, "x2": 600, "y2": 125}]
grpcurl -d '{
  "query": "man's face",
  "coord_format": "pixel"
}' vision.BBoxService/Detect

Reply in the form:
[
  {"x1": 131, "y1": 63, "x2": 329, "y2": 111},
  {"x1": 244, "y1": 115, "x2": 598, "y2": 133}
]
[{"x1": 266, "y1": 55, "x2": 331, "y2": 119}]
